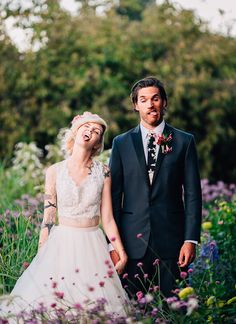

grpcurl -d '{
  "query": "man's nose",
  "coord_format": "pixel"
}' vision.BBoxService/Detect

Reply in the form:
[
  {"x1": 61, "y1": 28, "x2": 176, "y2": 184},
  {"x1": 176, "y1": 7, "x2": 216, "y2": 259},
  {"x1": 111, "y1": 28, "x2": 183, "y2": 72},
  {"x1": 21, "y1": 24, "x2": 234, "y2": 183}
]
[{"x1": 147, "y1": 99, "x2": 154, "y2": 108}]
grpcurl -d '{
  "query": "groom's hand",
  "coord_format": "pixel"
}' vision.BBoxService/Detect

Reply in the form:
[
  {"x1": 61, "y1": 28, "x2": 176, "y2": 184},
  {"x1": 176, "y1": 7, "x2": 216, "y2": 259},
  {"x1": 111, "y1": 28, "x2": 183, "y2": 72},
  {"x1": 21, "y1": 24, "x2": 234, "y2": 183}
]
[{"x1": 178, "y1": 242, "x2": 196, "y2": 267}]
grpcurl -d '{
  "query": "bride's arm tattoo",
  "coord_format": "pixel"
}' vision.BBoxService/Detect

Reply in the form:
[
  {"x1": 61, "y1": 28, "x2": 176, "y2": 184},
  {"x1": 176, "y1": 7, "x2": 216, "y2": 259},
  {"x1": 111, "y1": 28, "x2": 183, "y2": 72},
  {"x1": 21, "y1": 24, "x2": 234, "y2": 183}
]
[
  {"x1": 103, "y1": 165, "x2": 111, "y2": 178},
  {"x1": 41, "y1": 222, "x2": 54, "y2": 233},
  {"x1": 44, "y1": 201, "x2": 57, "y2": 209},
  {"x1": 42, "y1": 194, "x2": 57, "y2": 233}
]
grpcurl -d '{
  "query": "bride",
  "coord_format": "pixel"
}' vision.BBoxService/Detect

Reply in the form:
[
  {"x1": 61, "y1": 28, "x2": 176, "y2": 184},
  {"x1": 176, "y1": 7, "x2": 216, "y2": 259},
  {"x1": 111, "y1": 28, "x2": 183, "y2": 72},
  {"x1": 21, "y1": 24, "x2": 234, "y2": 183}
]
[{"x1": 1, "y1": 111, "x2": 129, "y2": 320}]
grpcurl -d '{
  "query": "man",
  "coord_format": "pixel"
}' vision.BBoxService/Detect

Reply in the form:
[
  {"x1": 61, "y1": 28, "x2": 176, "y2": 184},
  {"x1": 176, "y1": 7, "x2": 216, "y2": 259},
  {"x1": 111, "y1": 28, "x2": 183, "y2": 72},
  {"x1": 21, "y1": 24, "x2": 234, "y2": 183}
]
[{"x1": 109, "y1": 77, "x2": 202, "y2": 297}]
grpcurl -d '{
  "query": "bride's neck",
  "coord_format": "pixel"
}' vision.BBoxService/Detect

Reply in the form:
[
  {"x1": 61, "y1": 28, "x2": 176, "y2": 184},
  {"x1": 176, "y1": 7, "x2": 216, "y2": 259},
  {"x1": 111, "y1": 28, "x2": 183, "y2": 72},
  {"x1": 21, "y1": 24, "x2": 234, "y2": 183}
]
[{"x1": 69, "y1": 148, "x2": 92, "y2": 168}]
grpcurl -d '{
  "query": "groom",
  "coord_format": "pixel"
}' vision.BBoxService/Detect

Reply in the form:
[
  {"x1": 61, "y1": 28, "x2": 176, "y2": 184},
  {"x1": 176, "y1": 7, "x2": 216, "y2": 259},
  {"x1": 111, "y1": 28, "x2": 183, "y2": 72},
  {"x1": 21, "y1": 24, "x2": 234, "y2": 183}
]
[{"x1": 109, "y1": 77, "x2": 202, "y2": 297}]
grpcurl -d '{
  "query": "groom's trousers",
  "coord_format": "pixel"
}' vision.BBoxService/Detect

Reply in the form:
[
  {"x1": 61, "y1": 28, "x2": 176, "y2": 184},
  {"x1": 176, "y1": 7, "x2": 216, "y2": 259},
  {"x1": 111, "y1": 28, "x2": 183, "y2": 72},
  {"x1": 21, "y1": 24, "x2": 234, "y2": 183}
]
[{"x1": 121, "y1": 233, "x2": 182, "y2": 298}]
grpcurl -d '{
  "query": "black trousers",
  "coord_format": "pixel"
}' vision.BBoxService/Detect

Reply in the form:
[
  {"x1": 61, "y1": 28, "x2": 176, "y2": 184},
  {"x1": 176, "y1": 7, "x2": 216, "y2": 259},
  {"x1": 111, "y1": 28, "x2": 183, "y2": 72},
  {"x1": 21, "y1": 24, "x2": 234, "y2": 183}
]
[{"x1": 121, "y1": 235, "x2": 181, "y2": 298}]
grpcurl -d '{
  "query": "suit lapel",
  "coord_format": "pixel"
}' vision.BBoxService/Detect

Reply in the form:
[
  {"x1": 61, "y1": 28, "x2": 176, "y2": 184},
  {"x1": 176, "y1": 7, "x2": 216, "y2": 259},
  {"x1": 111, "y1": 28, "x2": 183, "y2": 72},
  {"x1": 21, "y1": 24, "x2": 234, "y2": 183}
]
[
  {"x1": 152, "y1": 123, "x2": 173, "y2": 186},
  {"x1": 131, "y1": 126, "x2": 150, "y2": 188}
]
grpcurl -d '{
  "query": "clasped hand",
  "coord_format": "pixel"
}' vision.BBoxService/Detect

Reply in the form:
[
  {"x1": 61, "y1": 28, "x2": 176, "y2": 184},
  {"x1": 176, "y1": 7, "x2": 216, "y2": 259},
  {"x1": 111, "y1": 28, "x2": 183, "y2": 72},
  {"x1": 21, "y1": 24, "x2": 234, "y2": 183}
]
[{"x1": 115, "y1": 251, "x2": 128, "y2": 274}]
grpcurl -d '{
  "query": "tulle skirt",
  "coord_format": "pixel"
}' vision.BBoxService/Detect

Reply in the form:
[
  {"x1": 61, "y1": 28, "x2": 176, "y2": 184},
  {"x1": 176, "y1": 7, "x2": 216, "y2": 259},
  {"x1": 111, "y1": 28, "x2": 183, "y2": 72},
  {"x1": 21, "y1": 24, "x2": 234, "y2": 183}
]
[{"x1": 0, "y1": 225, "x2": 129, "y2": 319}]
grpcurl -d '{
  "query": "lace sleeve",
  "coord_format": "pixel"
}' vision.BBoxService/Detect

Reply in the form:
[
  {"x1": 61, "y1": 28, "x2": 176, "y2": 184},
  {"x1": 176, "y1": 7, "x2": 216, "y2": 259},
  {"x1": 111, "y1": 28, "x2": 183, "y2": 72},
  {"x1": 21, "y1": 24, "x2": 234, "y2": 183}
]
[{"x1": 38, "y1": 165, "x2": 57, "y2": 250}]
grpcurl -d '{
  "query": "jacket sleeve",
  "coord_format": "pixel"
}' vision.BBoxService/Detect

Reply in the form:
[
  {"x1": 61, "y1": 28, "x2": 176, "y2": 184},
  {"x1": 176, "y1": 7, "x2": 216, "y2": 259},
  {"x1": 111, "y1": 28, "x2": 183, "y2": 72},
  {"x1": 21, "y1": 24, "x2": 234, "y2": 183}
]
[
  {"x1": 109, "y1": 137, "x2": 123, "y2": 229},
  {"x1": 183, "y1": 135, "x2": 202, "y2": 242}
]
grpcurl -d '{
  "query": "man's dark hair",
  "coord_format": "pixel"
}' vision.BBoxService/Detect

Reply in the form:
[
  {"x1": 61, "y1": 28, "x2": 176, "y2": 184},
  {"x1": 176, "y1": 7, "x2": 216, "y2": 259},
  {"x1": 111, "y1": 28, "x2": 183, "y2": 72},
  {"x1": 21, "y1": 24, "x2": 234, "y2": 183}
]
[{"x1": 130, "y1": 76, "x2": 168, "y2": 107}]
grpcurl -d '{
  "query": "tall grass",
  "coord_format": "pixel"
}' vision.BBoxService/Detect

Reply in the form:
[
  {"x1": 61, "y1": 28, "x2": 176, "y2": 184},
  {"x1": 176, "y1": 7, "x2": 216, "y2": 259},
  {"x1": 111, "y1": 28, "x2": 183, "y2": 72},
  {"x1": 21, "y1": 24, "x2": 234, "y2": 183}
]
[{"x1": 0, "y1": 163, "x2": 41, "y2": 294}]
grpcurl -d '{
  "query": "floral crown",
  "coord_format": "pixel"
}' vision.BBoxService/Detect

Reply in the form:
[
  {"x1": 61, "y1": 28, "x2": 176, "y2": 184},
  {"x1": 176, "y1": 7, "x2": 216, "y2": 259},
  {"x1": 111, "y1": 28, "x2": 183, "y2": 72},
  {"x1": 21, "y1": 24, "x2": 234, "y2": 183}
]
[{"x1": 71, "y1": 111, "x2": 107, "y2": 130}]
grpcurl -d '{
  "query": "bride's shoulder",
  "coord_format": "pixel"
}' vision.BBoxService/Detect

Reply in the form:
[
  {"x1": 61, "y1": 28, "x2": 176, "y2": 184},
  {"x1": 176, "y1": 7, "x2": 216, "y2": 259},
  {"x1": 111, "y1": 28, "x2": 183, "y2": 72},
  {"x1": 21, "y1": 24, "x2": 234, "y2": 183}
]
[
  {"x1": 93, "y1": 160, "x2": 110, "y2": 179},
  {"x1": 45, "y1": 160, "x2": 65, "y2": 177}
]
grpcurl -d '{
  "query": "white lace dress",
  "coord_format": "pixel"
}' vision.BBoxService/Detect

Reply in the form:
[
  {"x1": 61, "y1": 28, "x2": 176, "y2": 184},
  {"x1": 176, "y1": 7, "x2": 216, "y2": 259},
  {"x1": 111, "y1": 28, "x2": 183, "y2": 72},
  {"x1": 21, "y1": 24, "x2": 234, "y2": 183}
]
[{"x1": 1, "y1": 159, "x2": 128, "y2": 319}]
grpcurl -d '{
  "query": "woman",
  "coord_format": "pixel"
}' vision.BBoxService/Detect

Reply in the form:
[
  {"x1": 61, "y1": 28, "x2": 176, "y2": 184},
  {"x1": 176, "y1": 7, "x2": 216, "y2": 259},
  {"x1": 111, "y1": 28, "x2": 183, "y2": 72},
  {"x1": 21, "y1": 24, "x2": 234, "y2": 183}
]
[{"x1": 1, "y1": 112, "x2": 129, "y2": 320}]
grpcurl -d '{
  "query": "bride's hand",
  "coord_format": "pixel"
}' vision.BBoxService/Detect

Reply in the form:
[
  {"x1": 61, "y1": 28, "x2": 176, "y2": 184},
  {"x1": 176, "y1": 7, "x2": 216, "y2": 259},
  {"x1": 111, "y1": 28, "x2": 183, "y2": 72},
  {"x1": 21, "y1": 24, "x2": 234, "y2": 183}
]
[{"x1": 115, "y1": 251, "x2": 128, "y2": 274}]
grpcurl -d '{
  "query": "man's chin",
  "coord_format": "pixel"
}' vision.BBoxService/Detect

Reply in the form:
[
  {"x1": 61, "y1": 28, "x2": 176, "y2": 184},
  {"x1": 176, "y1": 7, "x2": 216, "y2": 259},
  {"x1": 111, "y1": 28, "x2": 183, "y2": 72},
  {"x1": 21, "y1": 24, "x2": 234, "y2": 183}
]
[{"x1": 149, "y1": 117, "x2": 163, "y2": 127}]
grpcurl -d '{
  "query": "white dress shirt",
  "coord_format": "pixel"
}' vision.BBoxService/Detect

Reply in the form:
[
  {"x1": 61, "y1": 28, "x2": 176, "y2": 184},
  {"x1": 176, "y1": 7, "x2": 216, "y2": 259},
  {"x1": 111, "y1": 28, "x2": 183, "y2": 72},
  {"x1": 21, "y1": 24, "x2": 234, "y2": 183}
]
[
  {"x1": 140, "y1": 120, "x2": 165, "y2": 163},
  {"x1": 139, "y1": 121, "x2": 198, "y2": 246}
]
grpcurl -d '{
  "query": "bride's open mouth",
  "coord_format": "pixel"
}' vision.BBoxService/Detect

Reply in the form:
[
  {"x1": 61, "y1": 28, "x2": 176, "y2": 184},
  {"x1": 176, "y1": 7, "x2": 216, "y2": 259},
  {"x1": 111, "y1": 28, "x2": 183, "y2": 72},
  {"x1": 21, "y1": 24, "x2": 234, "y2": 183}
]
[{"x1": 82, "y1": 131, "x2": 91, "y2": 141}]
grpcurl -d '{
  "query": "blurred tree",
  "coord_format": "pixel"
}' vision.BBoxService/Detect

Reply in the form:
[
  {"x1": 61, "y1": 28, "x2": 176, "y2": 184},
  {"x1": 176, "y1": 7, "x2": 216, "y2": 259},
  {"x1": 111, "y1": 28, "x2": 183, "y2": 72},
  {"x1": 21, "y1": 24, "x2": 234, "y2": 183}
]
[
  {"x1": 115, "y1": 0, "x2": 155, "y2": 20},
  {"x1": 0, "y1": 0, "x2": 236, "y2": 182}
]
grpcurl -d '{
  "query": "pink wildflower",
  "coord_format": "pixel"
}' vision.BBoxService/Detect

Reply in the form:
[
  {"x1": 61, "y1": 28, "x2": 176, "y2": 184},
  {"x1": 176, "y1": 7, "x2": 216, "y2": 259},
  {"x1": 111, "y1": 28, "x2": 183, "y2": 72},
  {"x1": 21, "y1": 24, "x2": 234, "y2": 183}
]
[
  {"x1": 107, "y1": 269, "x2": 114, "y2": 277},
  {"x1": 153, "y1": 285, "x2": 159, "y2": 292},
  {"x1": 136, "y1": 291, "x2": 144, "y2": 301},
  {"x1": 51, "y1": 281, "x2": 57, "y2": 289},
  {"x1": 74, "y1": 303, "x2": 83, "y2": 310},
  {"x1": 22, "y1": 261, "x2": 30, "y2": 269},
  {"x1": 54, "y1": 291, "x2": 64, "y2": 299},
  {"x1": 137, "y1": 262, "x2": 143, "y2": 268},
  {"x1": 180, "y1": 271, "x2": 188, "y2": 279},
  {"x1": 153, "y1": 258, "x2": 160, "y2": 266},
  {"x1": 99, "y1": 281, "x2": 105, "y2": 287}
]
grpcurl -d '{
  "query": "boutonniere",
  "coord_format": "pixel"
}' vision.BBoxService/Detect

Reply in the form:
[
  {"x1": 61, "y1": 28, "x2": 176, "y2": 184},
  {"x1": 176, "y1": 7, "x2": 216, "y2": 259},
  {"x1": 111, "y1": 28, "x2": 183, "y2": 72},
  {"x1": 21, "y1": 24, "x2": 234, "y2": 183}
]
[{"x1": 156, "y1": 132, "x2": 173, "y2": 154}]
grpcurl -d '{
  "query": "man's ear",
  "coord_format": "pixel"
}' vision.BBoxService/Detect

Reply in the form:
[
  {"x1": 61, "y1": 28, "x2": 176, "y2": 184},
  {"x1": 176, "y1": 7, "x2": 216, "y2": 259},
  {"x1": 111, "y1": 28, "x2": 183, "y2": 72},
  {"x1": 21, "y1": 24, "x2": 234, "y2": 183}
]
[{"x1": 134, "y1": 104, "x2": 139, "y2": 112}]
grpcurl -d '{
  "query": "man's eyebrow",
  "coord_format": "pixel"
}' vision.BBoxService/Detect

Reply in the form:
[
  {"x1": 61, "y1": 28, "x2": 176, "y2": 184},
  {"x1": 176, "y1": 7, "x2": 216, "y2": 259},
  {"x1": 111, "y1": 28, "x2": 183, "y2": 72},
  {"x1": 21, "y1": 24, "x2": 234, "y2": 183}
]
[{"x1": 139, "y1": 93, "x2": 160, "y2": 98}]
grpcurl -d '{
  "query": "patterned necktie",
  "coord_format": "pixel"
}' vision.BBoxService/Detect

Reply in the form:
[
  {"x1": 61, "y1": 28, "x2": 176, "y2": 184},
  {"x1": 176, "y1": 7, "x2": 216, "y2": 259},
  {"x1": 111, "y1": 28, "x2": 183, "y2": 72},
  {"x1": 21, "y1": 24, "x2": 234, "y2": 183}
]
[{"x1": 147, "y1": 133, "x2": 157, "y2": 183}]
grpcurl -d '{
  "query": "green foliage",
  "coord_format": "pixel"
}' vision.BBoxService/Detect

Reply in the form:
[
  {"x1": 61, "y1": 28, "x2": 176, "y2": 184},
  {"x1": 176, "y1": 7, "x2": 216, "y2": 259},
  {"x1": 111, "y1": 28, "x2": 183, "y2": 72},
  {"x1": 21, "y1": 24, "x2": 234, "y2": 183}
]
[
  {"x1": 200, "y1": 201, "x2": 236, "y2": 297},
  {"x1": 0, "y1": 163, "x2": 36, "y2": 209},
  {"x1": 11, "y1": 142, "x2": 45, "y2": 192},
  {"x1": 187, "y1": 200, "x2": 236, "y2": 323},
  {"x1": 0, "y1": 0, "x2": 236, "y2": 181}
]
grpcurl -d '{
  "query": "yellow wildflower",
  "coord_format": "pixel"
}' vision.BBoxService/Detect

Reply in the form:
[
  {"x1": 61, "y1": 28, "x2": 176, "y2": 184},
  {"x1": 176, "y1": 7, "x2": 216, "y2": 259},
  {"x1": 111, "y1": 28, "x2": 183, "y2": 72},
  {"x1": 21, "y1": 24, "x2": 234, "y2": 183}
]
[
  {"x1": 217, "y1": 300, "x2": 225, "y2": 308},
  {"x1": 219, "y1": 201, "x2": 227, "y2": 207},
  {"x1": 178, "y1": 287, "x2": 194, "y2": 299},
  {"x1": 202, "y1": 222, "x2": 212, "y2": 230},
  {"x1": 226, "y1": 296, "x2": 236, "y2": 305},
  {"x1": 206, "y1": 296, "x2": 216, "y2": 306}
]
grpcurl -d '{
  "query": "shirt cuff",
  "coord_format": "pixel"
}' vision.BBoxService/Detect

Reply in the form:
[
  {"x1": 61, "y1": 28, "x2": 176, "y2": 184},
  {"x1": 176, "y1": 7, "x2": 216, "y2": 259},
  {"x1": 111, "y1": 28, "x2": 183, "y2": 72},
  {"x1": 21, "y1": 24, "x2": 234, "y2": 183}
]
[
  {"x1": 108, "y1": 243, "x2": 115, "y2": 252},
  {"x1": 185, "y1": 240, "x2": 198, "y2": 245}
]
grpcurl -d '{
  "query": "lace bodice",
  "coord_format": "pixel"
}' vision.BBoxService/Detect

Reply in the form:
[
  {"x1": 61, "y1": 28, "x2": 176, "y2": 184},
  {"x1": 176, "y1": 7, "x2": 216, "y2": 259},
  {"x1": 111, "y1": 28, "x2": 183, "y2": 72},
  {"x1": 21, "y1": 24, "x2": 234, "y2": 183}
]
[{"x1": 56, "y1": 159, "x2": 105, "y2": 221}]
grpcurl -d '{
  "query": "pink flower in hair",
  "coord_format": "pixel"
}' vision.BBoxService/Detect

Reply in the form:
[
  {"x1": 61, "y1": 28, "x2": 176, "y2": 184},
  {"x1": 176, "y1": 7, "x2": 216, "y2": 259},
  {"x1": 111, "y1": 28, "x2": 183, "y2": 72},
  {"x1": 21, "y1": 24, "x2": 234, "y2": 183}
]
[
  {"x1": 83, "y1": 111, "x2": 100, "y2": 118},
  {"x1": 71, "y1": 111, "x2": 101, "y2": 125},
  {"x1": 71, "y1": 114, "x2": 82, "y2": 124}
]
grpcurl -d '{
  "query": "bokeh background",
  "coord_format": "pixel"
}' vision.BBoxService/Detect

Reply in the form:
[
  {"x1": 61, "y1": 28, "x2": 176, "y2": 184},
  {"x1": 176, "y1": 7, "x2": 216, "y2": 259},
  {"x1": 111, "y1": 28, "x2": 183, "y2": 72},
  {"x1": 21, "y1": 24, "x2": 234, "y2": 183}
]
[
  {"x1": 1, "y1": 2, "x2": 236, "y2": 322},
  {"x1": 0, "y1": 0, "x2": 236, "y2": 182}
]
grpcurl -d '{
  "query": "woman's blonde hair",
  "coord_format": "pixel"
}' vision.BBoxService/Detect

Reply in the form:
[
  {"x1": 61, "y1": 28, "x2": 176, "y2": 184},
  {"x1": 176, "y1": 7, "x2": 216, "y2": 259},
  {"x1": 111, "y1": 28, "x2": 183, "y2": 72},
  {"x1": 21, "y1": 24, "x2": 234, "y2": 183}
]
[{"x1": 61, "y1": 112, "x2": 107, "y2": 158}]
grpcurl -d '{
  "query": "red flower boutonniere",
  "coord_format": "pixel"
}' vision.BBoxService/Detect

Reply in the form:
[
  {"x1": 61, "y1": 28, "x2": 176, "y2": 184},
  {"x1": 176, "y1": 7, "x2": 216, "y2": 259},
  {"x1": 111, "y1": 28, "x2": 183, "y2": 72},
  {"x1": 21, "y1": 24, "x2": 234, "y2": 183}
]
[{"x1": 156, "y1": 132, "x2": 173, "y2": 154}]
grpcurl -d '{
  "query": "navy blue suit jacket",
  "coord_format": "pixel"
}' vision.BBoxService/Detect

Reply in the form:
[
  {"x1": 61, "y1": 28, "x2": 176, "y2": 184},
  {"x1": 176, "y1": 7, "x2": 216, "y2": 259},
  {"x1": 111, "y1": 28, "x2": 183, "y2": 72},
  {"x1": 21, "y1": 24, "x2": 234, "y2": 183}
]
[{"x1": 110, "y1": 123, "x2": 202, "y2": 259}]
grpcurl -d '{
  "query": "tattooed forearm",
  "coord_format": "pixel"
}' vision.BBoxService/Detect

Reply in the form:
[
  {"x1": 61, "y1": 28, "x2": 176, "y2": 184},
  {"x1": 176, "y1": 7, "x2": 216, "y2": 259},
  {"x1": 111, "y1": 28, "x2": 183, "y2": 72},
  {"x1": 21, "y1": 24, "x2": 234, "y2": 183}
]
[
  {"x1": 41, "y1": 221, "x2": 55, "y2": 233},
  {"x1": 44, "y1": 201, "x2": 57, "y2": 209}
]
